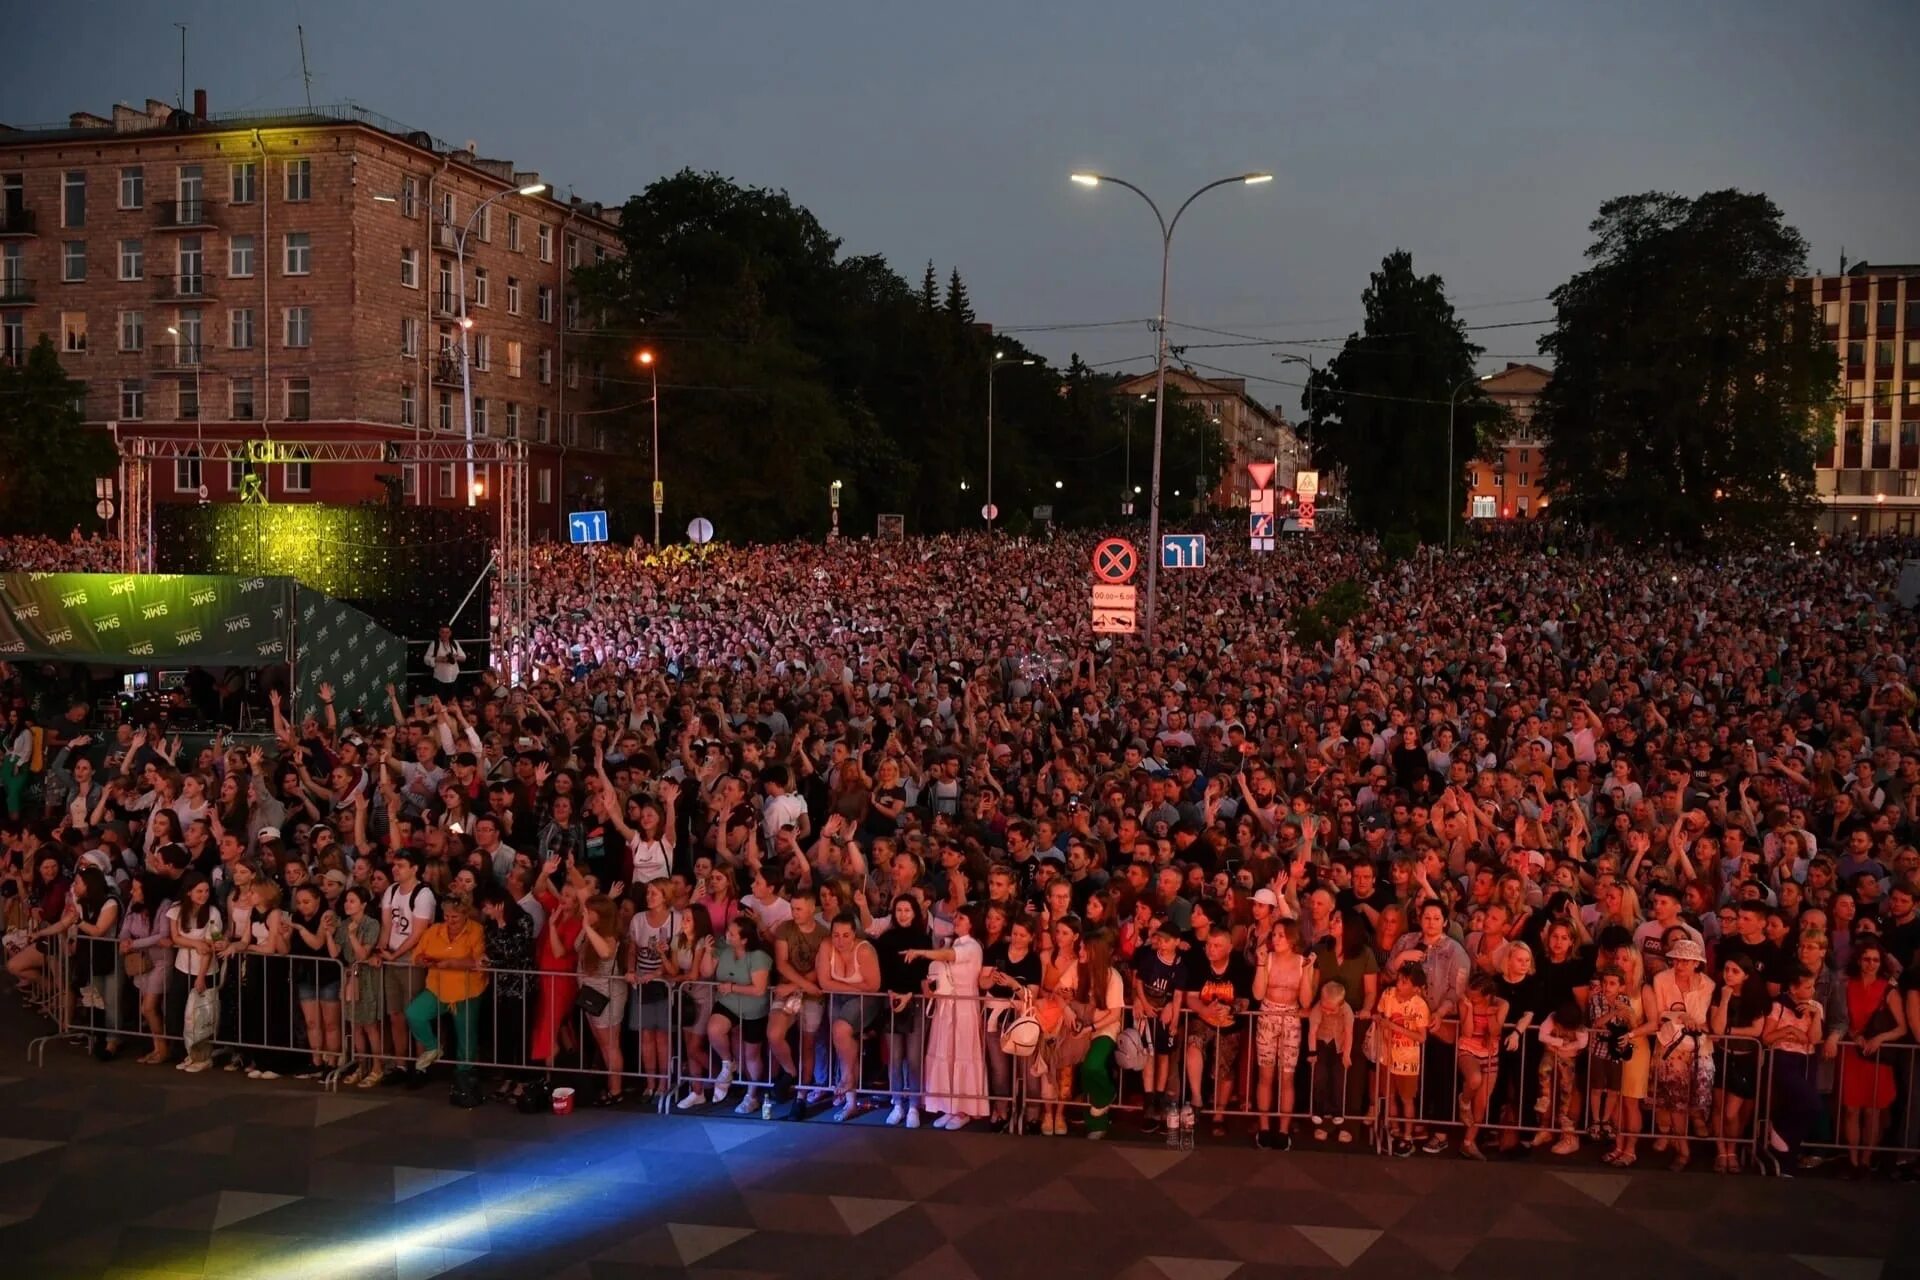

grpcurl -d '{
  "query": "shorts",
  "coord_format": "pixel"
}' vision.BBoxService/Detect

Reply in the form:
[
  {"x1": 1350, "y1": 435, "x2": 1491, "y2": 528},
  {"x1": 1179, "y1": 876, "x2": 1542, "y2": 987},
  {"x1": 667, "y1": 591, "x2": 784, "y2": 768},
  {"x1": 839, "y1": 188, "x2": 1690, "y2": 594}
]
[
  {"x1": 712, "y1": 1004, "x2": 768, "y2": 1045},
  {"x1": 1588, "y1": 1058, "x2": 1624, "y2": 1092},
  {"x1": 770, "y1": 993, "x2": 825, "y2": 1034},
  {"x1": 831, "y1": 993, "x2": 878, "y2": 1032},
  {"x1": 631, "y1": 979, "x2": 672, "y2": 1030},
  {"x1": 1255, "y1": 1003, "x2": 1303, "y2": 1072},
  {"x1": 1141, "y1": 1007, "x2": 1177, "y2": 1054},
  {"x1": 295, "y1": 970, "x2": 343, "y2": 1002},
  {"x1": 1720, "y1": 1050, "x2": 1759, "y2": 1101},
  {"x1": 382, "y1": 963, "x2": 426, "y2": 1018},
  {"x1": 1456, "y1": 1046, "x2": 1498, "y2": 1076}
]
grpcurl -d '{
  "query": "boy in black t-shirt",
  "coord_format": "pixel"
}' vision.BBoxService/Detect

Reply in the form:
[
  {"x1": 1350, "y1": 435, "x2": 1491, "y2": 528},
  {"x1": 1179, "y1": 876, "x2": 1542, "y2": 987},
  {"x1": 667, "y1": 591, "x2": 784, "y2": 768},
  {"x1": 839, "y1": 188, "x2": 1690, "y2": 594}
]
[{"x1": 1131, "y1": 922, "x2": 1186, "y2": 1129}]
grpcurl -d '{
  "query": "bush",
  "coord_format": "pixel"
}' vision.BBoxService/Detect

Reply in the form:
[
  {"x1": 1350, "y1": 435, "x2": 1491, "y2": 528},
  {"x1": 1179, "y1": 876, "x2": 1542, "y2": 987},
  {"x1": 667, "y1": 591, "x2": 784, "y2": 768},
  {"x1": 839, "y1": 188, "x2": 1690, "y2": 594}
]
[{"x1": 1292, "y1": 577, "x2": 1368, "y2": 648}]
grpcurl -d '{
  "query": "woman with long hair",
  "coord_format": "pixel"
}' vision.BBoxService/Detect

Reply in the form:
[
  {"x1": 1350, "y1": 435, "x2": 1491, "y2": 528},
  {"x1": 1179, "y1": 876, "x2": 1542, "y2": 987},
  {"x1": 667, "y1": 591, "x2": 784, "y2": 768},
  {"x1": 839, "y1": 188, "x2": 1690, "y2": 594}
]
[
  {"x1": 167, "y1": 873, "x2": 219, "y2": 1072},
  {"x1": 1253, "y1": 920, "x2": 1315, "y2": 1149},
  {"x1": 873, "y1": 894, "x2": 933, "y2": 1127},
  {"x1": 669, "y1": 905, "x2": 719, "y2": 1109},
  {"x1": 287, "y1": 883, "x2": 343, "y2": 1077},
  {"x1": 1709, "y1": 951, "x2": 1771, "y2": 1172},
  {"x1": 904, "y1": 904, "x2": 990, "y2": 1130},
  {"x1": 624, "y1": 878, "x2": 679, "y2": 1103},
  {"x1": 332, "y1": 886, "x2": 385, "y2": 1085},
  {"x1": 1072, "y1": 931, "x2": 1126, "y2": 1139},
  {"x1": 1838, "y1": 939, "x2": 1907, "y2": 1174},
  {"x1": 980, "y1": 911, "x2": 1042, "y2": 1131},
  {"x1": 121, "y1": 873, "x2": 174, "y2": 1064},
  {"x1": 1312, "y1": 907, "x2": 1380, "y2": 1125},
  {"x1": 577, "y1": 893, "x2": 628, "y2": 1106},
  {"x1": 1036, "y1": 913, "x2": 1083, "y2": 1137},
  {"x1": 479, "y1": 884, "x2": 536, "y2": 1102}
]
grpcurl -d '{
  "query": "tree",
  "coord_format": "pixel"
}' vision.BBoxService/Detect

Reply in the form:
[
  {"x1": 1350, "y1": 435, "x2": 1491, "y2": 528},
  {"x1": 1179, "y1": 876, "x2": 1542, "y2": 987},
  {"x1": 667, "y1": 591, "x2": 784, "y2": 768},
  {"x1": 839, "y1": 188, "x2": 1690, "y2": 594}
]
[
  {"x1": 0, "y1": 336, "x2": 116, "y2": 536},
  {"x1": 918, "y1": 261, "x2": 939, "y2": 312},
  {"x1": 1300, "y1": 251, "x2": 1485, "y2": 541},
  {"x1": 944, "y1": 268, "x2": 974, "y2": 327},
  {"x1": 1536, "y1": 190, "x2": 1837, "y2": 543}
]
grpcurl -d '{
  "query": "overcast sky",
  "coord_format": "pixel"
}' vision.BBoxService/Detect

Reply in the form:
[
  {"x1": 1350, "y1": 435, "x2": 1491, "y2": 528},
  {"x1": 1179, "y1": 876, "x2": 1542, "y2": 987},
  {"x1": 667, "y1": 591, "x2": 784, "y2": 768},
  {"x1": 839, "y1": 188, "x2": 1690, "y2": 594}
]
[{"x1": 8, "y1": 0, "x2": 1914, "y2": 416}]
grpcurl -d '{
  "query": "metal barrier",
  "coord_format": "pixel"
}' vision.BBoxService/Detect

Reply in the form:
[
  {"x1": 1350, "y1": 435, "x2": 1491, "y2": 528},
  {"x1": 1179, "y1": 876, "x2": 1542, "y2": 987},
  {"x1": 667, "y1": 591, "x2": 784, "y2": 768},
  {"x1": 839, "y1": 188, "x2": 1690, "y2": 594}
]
[{"x1": 1796, "y1": 1039, "x2": 1920, "y2": 1170}]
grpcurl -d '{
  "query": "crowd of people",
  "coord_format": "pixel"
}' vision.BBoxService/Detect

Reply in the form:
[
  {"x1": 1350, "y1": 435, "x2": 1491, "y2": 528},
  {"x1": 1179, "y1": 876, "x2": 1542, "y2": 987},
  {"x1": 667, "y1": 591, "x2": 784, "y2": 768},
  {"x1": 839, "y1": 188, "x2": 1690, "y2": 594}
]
[{"x1": 4, "y1": 524, "x2": 1920, "y2": 1179}]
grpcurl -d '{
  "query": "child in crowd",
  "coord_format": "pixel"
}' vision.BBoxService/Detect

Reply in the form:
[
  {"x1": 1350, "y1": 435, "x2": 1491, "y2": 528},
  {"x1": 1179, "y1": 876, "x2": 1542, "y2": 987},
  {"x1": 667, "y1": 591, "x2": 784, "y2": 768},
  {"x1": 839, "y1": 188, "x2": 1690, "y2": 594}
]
[
  {"x1": 1586, "y1": 966, "x2": 1633, "y2": 1143},
  {"x1": 1534, "y1": 999, "x2": 1590, "y2": 1154},
  {"x1": 1307, "y1": 978, "x2": 1353, "y2": 1142},
  {"x1": 1376, "y1": 961, "x2": 1429, "y2": 1158}
]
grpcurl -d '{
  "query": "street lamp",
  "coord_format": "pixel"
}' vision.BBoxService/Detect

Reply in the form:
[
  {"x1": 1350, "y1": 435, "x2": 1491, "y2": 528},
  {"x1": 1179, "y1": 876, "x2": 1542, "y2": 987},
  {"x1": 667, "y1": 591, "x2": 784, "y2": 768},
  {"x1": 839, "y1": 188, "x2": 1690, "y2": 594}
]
[
  {"x1": 636, "y1": 349, "x2": 660, "y2": 545},
  {"x1": 454, "y1": 181, "x2": 547, "y2": 506},
  {"x1": 1447, "y1": 372, "x2": 1491, "y2": 550},
  {"x1": 1070, "y1": 169, "x2": 1271, "y2": 645},
  {"x1": 1275, "y1": 353, "x2": 1314, "y2": 488},
  {"x1": 986, "y1": 350, "x2": 1033, "y2": 531},
  {"x1": 829, "y1": 479, "x2": 842, "y2": 541},
  {"x1": 165, "y1": 324, "x2": 203, "y2": 461}
]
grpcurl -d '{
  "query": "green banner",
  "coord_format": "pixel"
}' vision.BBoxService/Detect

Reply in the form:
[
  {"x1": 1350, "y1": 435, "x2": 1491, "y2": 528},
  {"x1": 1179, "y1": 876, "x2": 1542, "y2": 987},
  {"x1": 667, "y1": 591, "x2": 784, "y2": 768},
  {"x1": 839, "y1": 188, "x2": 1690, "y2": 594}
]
[
  {"x1": 293, "y1": 586, "x2": 407, "y2": 726},
  {"x1": 0, "y1": 573, "x2": 293, "y2": 665}
]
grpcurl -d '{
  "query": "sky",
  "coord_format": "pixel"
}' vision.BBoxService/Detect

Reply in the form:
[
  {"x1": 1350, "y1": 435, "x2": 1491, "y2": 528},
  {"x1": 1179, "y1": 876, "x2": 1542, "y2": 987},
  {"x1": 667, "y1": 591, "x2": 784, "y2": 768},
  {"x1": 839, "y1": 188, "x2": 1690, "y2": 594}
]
[{"x1": 7, "y1": 0, "x2": 1915, "y2": 418}]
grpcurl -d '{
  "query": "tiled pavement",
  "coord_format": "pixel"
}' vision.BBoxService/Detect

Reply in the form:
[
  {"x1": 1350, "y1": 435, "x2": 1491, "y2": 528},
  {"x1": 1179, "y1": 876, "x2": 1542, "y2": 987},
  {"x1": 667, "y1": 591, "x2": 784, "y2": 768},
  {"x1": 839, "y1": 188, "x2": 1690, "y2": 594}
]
[{"x1": 1, "y1": 1016, "x2": 1912, "y2": 1278}]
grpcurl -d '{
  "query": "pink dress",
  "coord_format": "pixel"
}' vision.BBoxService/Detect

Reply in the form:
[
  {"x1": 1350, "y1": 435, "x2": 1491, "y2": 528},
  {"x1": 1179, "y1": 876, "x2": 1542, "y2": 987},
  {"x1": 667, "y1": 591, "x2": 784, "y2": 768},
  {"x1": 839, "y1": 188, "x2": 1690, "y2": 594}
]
[{"x1": 921, "y1": 934, "x2": 989, "y2": 1118}]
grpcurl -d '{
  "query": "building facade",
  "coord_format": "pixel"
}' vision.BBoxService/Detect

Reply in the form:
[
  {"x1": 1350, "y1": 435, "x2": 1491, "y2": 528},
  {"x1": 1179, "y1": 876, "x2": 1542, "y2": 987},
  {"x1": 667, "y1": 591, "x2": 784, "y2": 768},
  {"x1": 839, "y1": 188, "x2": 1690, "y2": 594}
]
[
  {"x1": 0, "y1": 95, "x2": 624, "y2": 538},
  {"x1": 1112, "y1": 367, "x2": 1299, "y2": 510},
  {"x1": 1463, "y1": 362, "x2": 1551, "y2": 520},
  {"x1": 1803, "y1": 262, "x2": 1920, "y2": 536}
]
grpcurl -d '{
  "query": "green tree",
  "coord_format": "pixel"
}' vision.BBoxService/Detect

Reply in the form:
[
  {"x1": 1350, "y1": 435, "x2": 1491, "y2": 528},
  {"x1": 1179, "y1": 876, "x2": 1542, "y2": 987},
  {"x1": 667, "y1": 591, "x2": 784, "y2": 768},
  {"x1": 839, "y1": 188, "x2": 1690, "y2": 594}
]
[
  {"x1": 1300, "y1": 251, "x2": 1486, "y2": 542},
  {"x1": 1536, "y1": 191, "x2": 1838, "y2": 542},
  {"x1": 0, "y1": 336, "x2": 116, "y2": 535},
  {"x1": 918, "y1": 261, "x2": 939, "y2": 312},
  {"x1": 944, "y1": 268, "x2": 974, "y2": 327}
]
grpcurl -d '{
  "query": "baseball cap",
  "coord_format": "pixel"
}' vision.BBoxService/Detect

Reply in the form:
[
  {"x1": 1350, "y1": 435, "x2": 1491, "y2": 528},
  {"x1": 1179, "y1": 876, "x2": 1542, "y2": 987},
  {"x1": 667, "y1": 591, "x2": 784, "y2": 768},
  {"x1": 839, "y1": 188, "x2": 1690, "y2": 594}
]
[
  {"x1": 322, "y1": 869, "x2": 349, "y2": 890},
  {"x1": 1252, "y1": 887, "x2": 1280, "y2": 907}
]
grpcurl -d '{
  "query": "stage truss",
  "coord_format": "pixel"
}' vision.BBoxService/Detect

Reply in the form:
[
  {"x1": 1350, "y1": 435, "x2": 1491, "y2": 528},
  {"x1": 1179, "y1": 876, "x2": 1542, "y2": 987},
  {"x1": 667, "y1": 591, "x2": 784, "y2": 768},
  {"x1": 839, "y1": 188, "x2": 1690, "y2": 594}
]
[{"x1": 113, "y1": 435, "x2": 530, "y2": 656}]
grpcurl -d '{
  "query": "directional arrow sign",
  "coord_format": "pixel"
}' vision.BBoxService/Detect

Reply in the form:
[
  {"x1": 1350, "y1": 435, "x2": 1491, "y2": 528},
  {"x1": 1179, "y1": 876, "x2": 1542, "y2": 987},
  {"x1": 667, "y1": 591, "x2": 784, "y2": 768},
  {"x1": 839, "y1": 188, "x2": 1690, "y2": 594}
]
[
  {"x1": 567, "y1": 510, "x2": 609, "y2": 545},
  {"x1": 1160, "y1": 534, "x2": 1207, "y2": 569}
]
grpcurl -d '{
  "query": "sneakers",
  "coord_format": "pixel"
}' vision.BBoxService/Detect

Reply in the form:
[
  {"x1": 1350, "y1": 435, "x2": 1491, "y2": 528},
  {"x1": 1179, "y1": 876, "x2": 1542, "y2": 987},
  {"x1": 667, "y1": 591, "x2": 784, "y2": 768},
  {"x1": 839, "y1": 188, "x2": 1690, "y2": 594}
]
[
  {"x1": 734, "y1": 1092, "x2": 760, "y2": 1116},
  {"x1": 834, "y1": 1095, "x2": 858, "y2": 1123},
  {"x1": 1551, "y1": 1135, "x2": 1581, "y2": 1157},
  {"x1": 905, "y1": 1107, "x2": 922, "y2": 1130},
  {"x1": 1420, "y1": 1133, "x2": 1451, "y2": 1155},
  {"x1": 415, "y1": 1048, "x2": 443, "y2": 1072},
  {"x1": 675, "y1": 1089, "x2": 707, "y2": 1110},
  {"x1": 937, "y1": 1113, "x2": 968, "y2": 1130},
  {"x1": 182, "y1": 1059, "x2": 210, "y2": 1073},
  {"x1": 711, "y1": 1061, "x2": 735, "y2": 1103},
  {"x1": 885, "y1": 1102, "x2": 907, "y2": 1127},
  {"x1": 1392, "y1": 1139, "x2": 1416, "y2": 1158},
  {"x1": 255, "y1": 1069, "x2": 280, "y2": 1081}
]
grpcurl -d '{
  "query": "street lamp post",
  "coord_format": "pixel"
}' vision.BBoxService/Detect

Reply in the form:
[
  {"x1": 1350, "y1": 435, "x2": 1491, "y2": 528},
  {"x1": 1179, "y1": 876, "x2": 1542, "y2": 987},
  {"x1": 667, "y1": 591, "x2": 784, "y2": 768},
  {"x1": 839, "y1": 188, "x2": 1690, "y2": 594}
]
[
  {"x1": 637, "y1": 350, "x2": 660, "y2": 545},
  {"x1": 1070, "y1": 170, "x2": 1271, "y2": 645},
  {"x1": 986, "y1": 351, "x2": 1033, "y2": 532},
  {"x1": 455, "y1": 181, "x2": 547, "y2": 506},
  {"x1": 1446, "y1": 372, "x2": 1489, "y2": 551},
  {"x1": 1275, "y1": 353, "x2": 1314, "y2": 489}
]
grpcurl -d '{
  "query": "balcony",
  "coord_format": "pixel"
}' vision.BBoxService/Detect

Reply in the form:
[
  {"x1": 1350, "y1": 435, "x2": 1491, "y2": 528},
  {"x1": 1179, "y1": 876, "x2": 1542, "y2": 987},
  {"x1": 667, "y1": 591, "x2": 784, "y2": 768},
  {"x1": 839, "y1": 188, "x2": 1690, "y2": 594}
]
[
  {"x1": 154, "y1": 199, "x2": 217, "y2": 230},
  {"x1": 0, "y1": 277, "x2": 35, "y2": 304},
  {"x1": 431, "y1": 354, "x2": 463, "y2": 386},
  {"x1": 150, "y1": 340, "x2": 207, "y2": 370},
  {"x1": 152, "y1": 273, "x2": 217, "y2": 301},
  {"x1": 0, "y1": 207, "x2": 35, "y2": 237},
  {"x1": 432, "y1": 221, "x2": 461, "y2": 253}
]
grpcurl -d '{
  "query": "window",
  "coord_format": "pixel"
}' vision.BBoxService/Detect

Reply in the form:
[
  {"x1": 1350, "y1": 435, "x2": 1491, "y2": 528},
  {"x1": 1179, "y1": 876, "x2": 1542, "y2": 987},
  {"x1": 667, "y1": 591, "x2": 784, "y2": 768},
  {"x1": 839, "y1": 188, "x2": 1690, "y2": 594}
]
[
  {"x1": 63, "y1": 241, "x2": 87, "y2": 282},
  {"x1": 1909, "y1": 300, "x2": 1920, "y2": 332},
  {"x1": 437, "y1": 464, "x2": 455, "y2": 499},
  {"x1": 400, "y1": 247, "x2": 419, "y2": 289},
  {"x1": 62, "y1": 171, "x2": 85, "y2": 228},
  {"x1": 506, "y1": 213, "x2": 521, "y2": 252},
  {"x1": 1519, "y1": 472, "x2": 1530, "y2": 488},
  {"x1": 1849, "y1": 302, "x2": 1867, "y2": 332},
  {"x1": 562, "y1": 412, "x2": 579, "y2": 446},
  {"x1": 283, "y1": 306, "x2": 312, "y2": 348},
  {"x1": 176, "y1": 449, "x2": 204, "y2": 493},
  {"x1": 119, "y1": 166, "x2": 144, "y2": 210},
  {"x1": 505, "y1": 401, "x2": 520, "y2": 438},
  {"x1": 506, "y1": 276, "x2": 520, "y2": 315},
  {"x1": 230, "y1": 161, "x2": 257, "y2": 204},
  {"x1": 177, "y1": 165, "x2": 204, "y2": 222},
  {"x1": 400, "y1": 315, "x2": 420, "y2": 356},
  {"x1": 400, "y1": 382, "x2": 416, "y2": 427},
  {"x1": 1879, "y1": 301, "x2": 1898, "y2": 331},
  {"x1": 473, "y1": 334, "x2": 489, "y2": 371},
  {"x1": 1848, "y1": 340, "x2": 1867, "y2": 368},
  {"x1": 1468, "y1": 469, "x2": 1479, "y2": 488},
  {"x1": 436, "y1": 263, "x2": 455, "y2": 312},
  {"x1": 1908, "y1": 339, "x2": 1920, "y2": 366},
  {"x1": 538, "y1": 468, "x2": 552, "y2": 503},
  {"x1": 1875, "y1": 381, "x2": 1894, "y2": 408},
  {"x1": 231, "y1": 377, "x2": 255, "y2": 420},
  {"x1": 284, "y1": 455, "x2": 311, "y2": 492},
  {"x1": 177, "y1": 235, "x2": 204, "y2": 289},
  {"x1": 437, "y1": 391, "x2": 454, "y2": 432},
  {"x1": 475, "y1": 204, "x2": 491, "y2": 243},
  {"x1": 473, "y1": 267, "x2": 489, "y2": 308},
  {"x1": 438, "y1": 191, "x2": 454, "y2": 226},
  {"x1": 400, "y1": 176, "x2": 418, "y2": 218},
  {"x1": 283, "y1": 232, "x2": 311, "y2": 275},
  {"x1": 179, "y1": 378, "x2": 199, "y2": 421},
  {"x1": 506, "y1": 340, "x2": 522, "y2": 378},
  {"x1": 174, "y1": 308, "x2": 202, "y2": 364},
  {"x1": 61, "y1": 310, "x2": 87, "y2": 353},
  {"x1": 285, "y1": 377, "x2": 311, "y2": 420},
  {"x1": 227, "y1": 460, "x2": 249, "y2": 492},
  {"x1": 565, "y1": 358, "x2": 579, "y2": 389},
  {"x1": 474, "y1": 397, "x2": 489, "y2": 435},
  {"x1": 535, "y1": 406, "x2": 550, "y2": 442},
  {"x1": 118, "y1": 238, "x2": 144, "y2": 281},
  {"x1": 565, "y1": 235, "x2": 580, "y2": 268},
  {"x1": 565, "y1": 294, "x2": 581, "y2": 328},
  {"x1": 122, "y1": 380, "x2": 146, "y2": 422},
  {"x1": 1517, "y1": 496, "x2": 1529, "y2": 515},
  {"x1": 285, "y1": 158, "x2": 312, "y2": 202},
  {"x1": 0, "y1": 314, "x2": 21, "y2": 366},
  {"x1": 538, "y1": 346, "x2": 552, "y2": 384},
  {"x1": 117, "y1": 309, "x2": 143, "y2": 353},
  {"x1": 1518, "y1": 448, "x2": 1529, "y2": 463},
  {"x1": 228, "y1": 235, "x2": 255, "y2": 278},
  {"x1": 401, "y1": 465, "x2": 418, "y2": 498},
  {"x1": 537, "y1": 285, "x2": 553, "y2": 323},
  {"x1": 537, "y1": 224, "x2": 553, "y2": 262},
  {"x1": 229, "y1": 308, "x2": 255, "y2": 350},
  {"x1": 1876, "y1": 341, "x2": 1896, "y2": 370}
]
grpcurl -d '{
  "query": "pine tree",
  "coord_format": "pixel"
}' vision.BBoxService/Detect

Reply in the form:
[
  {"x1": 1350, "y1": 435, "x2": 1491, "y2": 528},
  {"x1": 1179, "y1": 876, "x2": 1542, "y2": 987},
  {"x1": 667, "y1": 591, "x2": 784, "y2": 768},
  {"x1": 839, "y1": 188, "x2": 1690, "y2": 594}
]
[
  {"x1": 918, "y1": 261, "x2": 939, "y2": 312},
  {"x1": 944, "y1": 268, "x2": 974, "y2": 326}
]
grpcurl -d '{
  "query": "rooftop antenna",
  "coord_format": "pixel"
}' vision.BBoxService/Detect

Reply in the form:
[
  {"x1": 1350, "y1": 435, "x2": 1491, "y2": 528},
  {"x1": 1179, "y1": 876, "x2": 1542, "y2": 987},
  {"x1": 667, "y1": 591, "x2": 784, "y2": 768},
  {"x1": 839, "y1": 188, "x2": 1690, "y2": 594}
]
[
  {"x1": 297, "y1": 23, "x2": 314, "y2": 112},
  {"x1": 174, "y1": 23, "x2": 187, "y2": 109}
]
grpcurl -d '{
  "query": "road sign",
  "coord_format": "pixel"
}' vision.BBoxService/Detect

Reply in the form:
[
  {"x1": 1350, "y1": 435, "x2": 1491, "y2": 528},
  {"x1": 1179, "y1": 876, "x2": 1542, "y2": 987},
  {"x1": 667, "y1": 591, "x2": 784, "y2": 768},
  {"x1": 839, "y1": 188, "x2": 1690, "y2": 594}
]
[
  {"x1": 686, "y1": 517, "x2": 714, "y2": 545},
  {"x1": 1298, "y1": 499, "x2": 1317, "y2": 532},
  {"x1": 1092, "y1": 537, "x2": 1139, "y2": 585},
  {"x1": 1032, "y1": 504, "x2": 1054, "y2": 521},
  {"x1": 1091, "y1": 583, "x2": 1138, "y2": 634},
  {"x1": 1247, "y1": 460, "x2": 1276, "y2": 490},
  {"x1": 1161, "y1": 534, "x2": 1207, "y2": 569},
  {"x1": 1296, "y1": 470, "x2": 1320, "y2": 499},
  {"x1": 1250, "y1": 511, "x2": 1274, "y2": 552},
  {"x1": 568, "y1": 510, "x2": 610, "y2": 545},
  {"x1": 981, "y1": 503, "x2": 1000, "y2": 522},
  {"x1": 96, "y1": 499, "x2": 115, "y2": 521}
]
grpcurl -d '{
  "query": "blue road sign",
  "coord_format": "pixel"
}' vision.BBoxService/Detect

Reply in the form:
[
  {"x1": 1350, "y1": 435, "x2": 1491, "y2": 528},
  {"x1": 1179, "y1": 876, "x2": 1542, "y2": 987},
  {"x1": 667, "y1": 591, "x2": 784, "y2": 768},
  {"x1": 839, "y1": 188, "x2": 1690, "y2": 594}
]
[
  {"x1": 1249, "y1": 512, "x2": 1274, "y2": 538},
  {"x1": 568, "y1": 510, "x2": 609, "y2": 545},
  {"x1": 1160, "y1": 533, "x2": 1207, "y2": 569}
]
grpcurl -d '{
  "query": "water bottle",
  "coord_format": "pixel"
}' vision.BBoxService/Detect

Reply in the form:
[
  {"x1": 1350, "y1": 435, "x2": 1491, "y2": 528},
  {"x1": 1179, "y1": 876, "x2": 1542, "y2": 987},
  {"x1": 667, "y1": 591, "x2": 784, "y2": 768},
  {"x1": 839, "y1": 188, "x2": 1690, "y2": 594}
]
[{"x1": 760, "y1": 1094, "x2": 773, "y2": 1121}]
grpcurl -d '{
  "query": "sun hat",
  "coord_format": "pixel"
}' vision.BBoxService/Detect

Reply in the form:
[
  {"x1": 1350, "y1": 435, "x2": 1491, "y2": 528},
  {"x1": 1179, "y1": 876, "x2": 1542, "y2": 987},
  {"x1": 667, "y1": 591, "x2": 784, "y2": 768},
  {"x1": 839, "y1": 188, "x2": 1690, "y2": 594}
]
[{"x1": 1664, "y1": 936, "x2": 1706, "y2": 964}]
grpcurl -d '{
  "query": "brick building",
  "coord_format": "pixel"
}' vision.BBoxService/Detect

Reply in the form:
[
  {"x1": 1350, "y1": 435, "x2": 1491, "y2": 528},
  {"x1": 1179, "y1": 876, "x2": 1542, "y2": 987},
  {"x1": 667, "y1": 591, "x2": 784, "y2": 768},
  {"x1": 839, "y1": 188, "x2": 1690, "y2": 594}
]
[
  {"x1": 1804, "y1": 261, "x2": 1920, "y2": 535},
  {"x1": 0, "y1": 94, "x2": 624, "y2": 538},
  {"x1": 1112, "y1": 366, "x2": 1299, "y2": 510},
  {"x1": 1463, "y1": 362, "x2": 1551, "y2": 520}
]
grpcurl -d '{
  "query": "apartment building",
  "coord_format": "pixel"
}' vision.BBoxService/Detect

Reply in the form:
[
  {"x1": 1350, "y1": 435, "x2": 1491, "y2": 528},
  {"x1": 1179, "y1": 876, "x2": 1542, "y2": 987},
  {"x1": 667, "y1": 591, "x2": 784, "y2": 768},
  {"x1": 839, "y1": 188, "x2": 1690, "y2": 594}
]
[
  {"x1": 0, "y1": 94, "x2": 623, "y2": 535},
  {"x1": 1112, "y1": 366, "x2": 1300, "y2": 509},
  {"x1": 1463, "y1": 361, "x2": 1551, "y2": 520},
  {"x1": 1803, "y1": 261, "x2": 1920, "y2": 535}
]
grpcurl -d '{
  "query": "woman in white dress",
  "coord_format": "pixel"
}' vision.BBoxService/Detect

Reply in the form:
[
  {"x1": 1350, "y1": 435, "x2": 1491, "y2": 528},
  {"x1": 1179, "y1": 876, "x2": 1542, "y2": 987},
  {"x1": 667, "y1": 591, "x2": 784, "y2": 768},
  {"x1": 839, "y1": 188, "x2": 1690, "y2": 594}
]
[{"x1": 905, "y1": 905, "x2": 989, "y2": 1129}]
